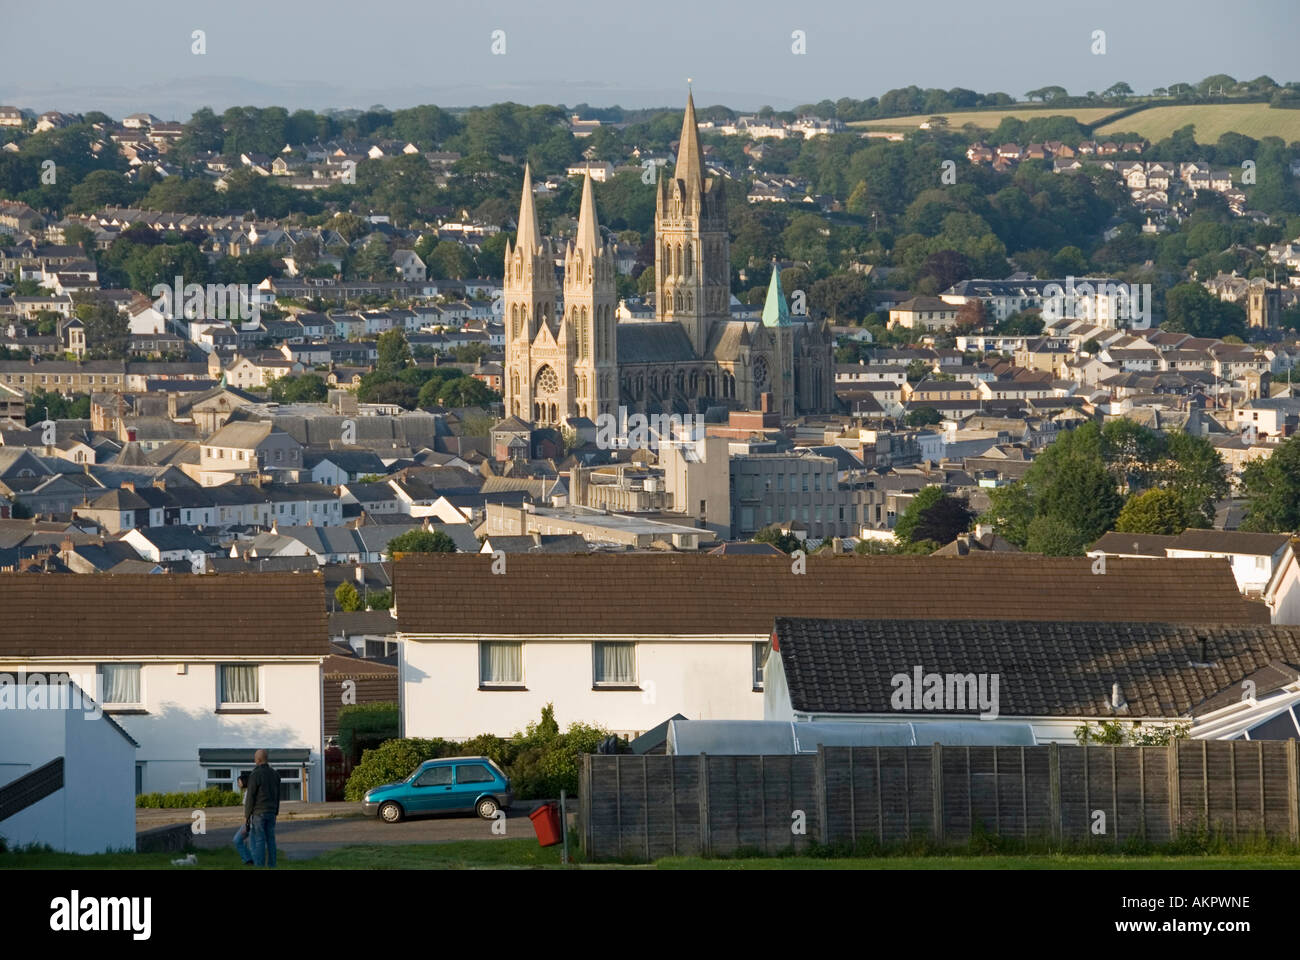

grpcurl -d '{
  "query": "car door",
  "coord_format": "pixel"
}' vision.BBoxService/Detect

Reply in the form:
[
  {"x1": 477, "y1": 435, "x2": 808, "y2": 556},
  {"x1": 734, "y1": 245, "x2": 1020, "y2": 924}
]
[
  {"x1": 407, "y1": 763, "x2": 454, "y2": 812},
  {"x1": 453, "y1": 763, "x2": 497, "y2": 812}
]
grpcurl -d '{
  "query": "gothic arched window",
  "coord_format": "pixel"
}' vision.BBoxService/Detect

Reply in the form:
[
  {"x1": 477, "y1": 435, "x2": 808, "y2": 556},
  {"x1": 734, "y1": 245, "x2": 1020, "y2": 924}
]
[{"x1": 685, "y1": 242, "x2": 693, "y2": 278}]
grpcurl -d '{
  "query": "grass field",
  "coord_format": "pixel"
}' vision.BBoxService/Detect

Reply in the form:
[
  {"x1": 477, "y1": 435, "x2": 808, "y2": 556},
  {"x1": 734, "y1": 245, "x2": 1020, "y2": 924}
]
[
  {"x1": 5, "y1": 840, "x2": 1298, "y2": 870},
  {"x1": 1093, "y1": 102, "x2": 1300, "y2": 143},
  {"x1": 849, "y1": 107, "x2": 1122, "y2": 132}
]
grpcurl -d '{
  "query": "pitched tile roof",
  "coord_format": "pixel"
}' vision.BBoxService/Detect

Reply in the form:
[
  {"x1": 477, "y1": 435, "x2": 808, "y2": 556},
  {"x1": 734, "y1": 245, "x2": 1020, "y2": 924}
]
[
  {"x1": 394, "y1": 554, "x2": 1268, "y2": 636},
  {"x1": 773, "y1": 617, "x2": 1300, "y2": 718},
  {"x1": 0, "y1": 573, "x2": 329, "y2": 658}
]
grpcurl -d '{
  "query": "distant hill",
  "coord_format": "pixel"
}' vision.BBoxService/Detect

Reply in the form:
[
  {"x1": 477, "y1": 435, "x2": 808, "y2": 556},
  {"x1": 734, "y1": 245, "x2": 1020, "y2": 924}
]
[{"x1": 1093, "y1": 102, "x2": 1300, "y2": 143}]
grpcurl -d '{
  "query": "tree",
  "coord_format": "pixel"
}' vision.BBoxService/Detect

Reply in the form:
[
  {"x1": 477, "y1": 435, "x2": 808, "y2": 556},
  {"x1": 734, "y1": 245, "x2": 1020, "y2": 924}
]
[
  {"x1": 77, "y1": 295, "x2": 130, "y2": 358},
  {"x1": 910, "y1": 492, "x2": 975, "y2": 545},
  {"x1": 268, "y1": 374, "x2": 327, "y2": 403},
  {"x1": 904, "y1": 406, "x2": 943, "y2": 427},
  {"x1": 375, "y1": 329, "x2": 412, "y2": 376},
  {"x1": 1163, "y1": 282, "x2": 1245, "y2": 339},
  {"x1": 387, "y1": 529, "x2": 458, "y2": 555},
  {"x1": 437, "y1": 376, "x2": 497, "y2": 408},
  {"x1": 893, "y1": 486, "x2": 944, "y2": 543},
  {"x1": 753, "y1": 525, "x2": 802, "y2": 553},
  {"x1": 334, "y1": 582, "x2": 363, "y2": 612},
  {"x1": 1239, "y1": 436, "x2": 1300, "y2": 532},
  {"x1": 1114, "y1": 488, "x2": 1193, "y2": 535}
]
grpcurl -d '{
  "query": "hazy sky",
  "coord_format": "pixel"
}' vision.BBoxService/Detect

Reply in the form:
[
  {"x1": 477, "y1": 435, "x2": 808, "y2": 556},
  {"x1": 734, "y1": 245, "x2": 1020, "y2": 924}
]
[{"x1": 1, "y1": 0, "x2": 1295, "y2": 119}]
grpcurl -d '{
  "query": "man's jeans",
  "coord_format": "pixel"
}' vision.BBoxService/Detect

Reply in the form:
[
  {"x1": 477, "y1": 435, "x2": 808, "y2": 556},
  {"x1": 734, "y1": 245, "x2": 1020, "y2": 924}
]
[
  {"x1": 233, "y1": 824, "x2": 254, "y2": 864},
  {"x1": 249, "y1": 814, "x2": 277, "y2": 868}
]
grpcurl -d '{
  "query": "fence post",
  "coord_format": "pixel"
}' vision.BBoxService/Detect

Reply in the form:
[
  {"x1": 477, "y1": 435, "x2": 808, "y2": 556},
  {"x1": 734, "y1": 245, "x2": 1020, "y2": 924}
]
[
  {"x1": 817, "y1": 744, "x2": 829, "y2": 846},
  {"x1": 698, "y1": 753, "x2": 711, "y2": 858},
  {"x1": 581, "y1": 753, "x2": 591, "y2": 859},
  {"x1": 931, "y1": 743, "x2": 944, "y2": 844},
  {"x1": 1288, "y1": 739, "x2": 1299, "y2": 844},
  {"x1": 1048, "y1": 742, "x2": 1061, "y2": 844},
  {"x1": 1168, "y1": 740, "x2": 1181, "y2": 839}
]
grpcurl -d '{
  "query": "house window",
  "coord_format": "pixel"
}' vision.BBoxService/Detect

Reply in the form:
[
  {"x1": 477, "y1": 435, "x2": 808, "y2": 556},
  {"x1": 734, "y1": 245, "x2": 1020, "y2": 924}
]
[
  {"x1": 205, "y1": 765, "x2": 303, "y2": 801},
  {"x1": 218, "y1": 664, "x2": 259, "y2": 705},
  {"x1": 480, "y1": 641, "x2": 523, "y2": 685},
  {"x1": 753, "y1": 642, "x2": 770, "y2": 690},
  {"x1": 593, "y1": 642, "x2": 636, "y2": 686},
  {"x1": 99, "y1": 663, "x2": 142, "y2": 706}
]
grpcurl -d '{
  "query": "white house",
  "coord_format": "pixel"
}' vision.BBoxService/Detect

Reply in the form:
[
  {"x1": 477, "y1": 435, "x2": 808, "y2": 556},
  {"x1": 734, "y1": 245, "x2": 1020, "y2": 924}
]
[
  {"x1": 0, "y1": 681, "x2": 138, "y2": 854},
  {"x1": 0, "y1": 574, "x2": 330, "y2": 800},
  {"x1": 393, "y1": 553, "x2": 1265, "y2": 742}
]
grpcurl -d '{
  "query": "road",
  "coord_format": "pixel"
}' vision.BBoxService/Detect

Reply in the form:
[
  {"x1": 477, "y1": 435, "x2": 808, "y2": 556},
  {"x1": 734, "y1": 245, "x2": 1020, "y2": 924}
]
[{"x1": 183, "y1": 807, "x2": 544, "y2": 860}]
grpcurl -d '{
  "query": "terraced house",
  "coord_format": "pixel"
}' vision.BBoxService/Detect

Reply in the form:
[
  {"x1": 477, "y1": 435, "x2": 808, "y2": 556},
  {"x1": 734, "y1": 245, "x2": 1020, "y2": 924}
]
[{"x1": 0, "y1": 573, "x2": 330, "y2": 798}]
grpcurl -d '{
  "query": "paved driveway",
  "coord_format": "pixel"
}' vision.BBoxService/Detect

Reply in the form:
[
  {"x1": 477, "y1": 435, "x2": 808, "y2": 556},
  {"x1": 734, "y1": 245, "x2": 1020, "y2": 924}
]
[{"x1": 187, "y1": 807, "x2": 543, "y2": 860}]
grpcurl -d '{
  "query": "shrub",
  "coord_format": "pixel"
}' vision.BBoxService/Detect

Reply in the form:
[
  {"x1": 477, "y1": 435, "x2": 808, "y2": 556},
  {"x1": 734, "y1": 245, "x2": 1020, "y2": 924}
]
[
  {"x1": 337, "y1": 702, "x2": 399, "y2": 760},
  {"x1": 343, "y1": 737, "x2": 460, "y2": 801},
  {"x1": 341, "y1": 704, "x2": 621, "y2": 802},
  {"x1": 135, "y1": 788, "x2": 243, "y2": 808}
]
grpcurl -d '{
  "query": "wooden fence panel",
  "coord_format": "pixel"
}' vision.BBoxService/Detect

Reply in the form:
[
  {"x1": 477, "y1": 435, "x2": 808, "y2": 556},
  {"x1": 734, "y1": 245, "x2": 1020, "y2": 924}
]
[{"x1": 580, "y1": 741, "x2": 1300, "y2": 862}]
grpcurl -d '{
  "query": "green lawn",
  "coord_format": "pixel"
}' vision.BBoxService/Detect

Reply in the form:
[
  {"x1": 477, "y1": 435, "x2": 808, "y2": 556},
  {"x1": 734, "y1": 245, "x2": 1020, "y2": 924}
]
[{"x1": 5, "y1": 839, "x2": 1298, "y2": 870}]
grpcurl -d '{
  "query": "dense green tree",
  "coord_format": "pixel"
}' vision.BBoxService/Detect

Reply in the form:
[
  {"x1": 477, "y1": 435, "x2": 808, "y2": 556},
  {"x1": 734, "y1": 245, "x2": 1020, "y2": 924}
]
[
  {"x1": 387, "y1": 530, "x2": 458, "y2": 555},
  {"x1": 1239, "y1": 437, "x2": 1300, "y2": 533},
  {"x1": 1114, "y1": 488, "x2": 1195, "y2": 535}
]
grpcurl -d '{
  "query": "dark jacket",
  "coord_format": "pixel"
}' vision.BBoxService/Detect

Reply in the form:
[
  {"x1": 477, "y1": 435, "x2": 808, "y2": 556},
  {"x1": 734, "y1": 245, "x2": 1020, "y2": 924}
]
[{"x1": 244, "y1": 763, "x2": 281, "y2": 819}]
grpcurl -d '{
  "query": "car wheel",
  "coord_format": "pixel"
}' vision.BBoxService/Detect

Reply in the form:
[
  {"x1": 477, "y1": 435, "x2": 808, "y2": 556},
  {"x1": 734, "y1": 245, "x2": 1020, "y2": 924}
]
[
  {"x1": 476, "y1": 797, "x2": 499, "y2": 820},
  {"x1": 379, "y1": 801, "x2": 404, "y2": 823}
]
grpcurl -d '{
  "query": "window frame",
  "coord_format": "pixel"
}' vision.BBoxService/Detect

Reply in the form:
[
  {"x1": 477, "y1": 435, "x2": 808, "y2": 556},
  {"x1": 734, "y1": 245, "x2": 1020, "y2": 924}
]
[
  {"x1": 592, "y1": 640, "x2": 638, "y2": 689},
  {"x1": 216, "y1": 663, "x2": 262, "y2": 710}
]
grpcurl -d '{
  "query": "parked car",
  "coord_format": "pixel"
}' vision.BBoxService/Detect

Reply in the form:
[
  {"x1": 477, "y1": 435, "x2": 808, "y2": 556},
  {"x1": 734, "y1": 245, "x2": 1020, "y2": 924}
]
[{"x1": 362, "y1": 756, "x2": 513, "y2": 823}]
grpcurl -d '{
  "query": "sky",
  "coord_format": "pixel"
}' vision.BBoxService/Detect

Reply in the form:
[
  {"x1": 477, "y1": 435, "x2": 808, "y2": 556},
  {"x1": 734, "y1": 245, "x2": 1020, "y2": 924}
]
[{"x1": 1, "y1": 0, "x2": 1296, "y2": 119}]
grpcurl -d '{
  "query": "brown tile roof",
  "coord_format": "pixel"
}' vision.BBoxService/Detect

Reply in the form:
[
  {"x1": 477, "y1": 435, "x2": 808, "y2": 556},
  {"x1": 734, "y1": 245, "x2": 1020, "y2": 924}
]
[
  {"x1": 393, "y1": 554, "x2": 1268, "y2": 636},
  {"x1": 773, "y1": 618, "x2": 1300, "y2": 719},
  {"x1": 0, "y1": 573, "x2": 329, "y2": 658}
]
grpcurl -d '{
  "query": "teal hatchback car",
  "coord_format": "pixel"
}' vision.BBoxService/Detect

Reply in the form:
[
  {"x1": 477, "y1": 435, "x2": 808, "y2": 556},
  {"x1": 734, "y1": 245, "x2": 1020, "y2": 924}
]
[{"x1": 362, "y1": 756, "x2": 513, "y2": 823}]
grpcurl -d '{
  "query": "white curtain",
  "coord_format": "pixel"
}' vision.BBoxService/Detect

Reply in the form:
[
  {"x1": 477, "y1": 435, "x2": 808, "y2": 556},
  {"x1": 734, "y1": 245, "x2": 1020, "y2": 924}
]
[
  {"x1": 480, "y1": 642, "x2": 522, "y2": 683},
  {"x1": 595, "y1": 643, "x2": 635, "y2": 684},
  {"x1": 101, "y1": 664, "x2": 140, "y2": 704},
  {"x1": 221, "y1": 665, "x2": 259, "y2": 703}
]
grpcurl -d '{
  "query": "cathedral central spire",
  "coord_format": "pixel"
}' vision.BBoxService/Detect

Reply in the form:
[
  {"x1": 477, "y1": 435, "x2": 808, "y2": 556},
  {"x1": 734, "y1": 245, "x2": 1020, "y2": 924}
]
[
  {"x1": 574, "y1": 168, "x2": 599, "y2": 254},
  {"x1": 674, "y1": 90, "x2": 704, "y2": 189},
  {"x1": 515, "y1": 163, "x2": 542, "y2": 254}
]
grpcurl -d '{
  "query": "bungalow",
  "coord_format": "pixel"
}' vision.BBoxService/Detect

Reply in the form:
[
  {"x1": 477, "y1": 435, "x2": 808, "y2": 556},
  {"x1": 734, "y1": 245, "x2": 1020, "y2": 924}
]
[
  {"x1": 394, "y1": 553, "x2": 1265, "y2": 741},
  {"x1": 0, "y1": 573, "x2": 330, "y2": 798},
  {"x1": 765, "y1": 617, "x2": 1300, "y2": 744}
]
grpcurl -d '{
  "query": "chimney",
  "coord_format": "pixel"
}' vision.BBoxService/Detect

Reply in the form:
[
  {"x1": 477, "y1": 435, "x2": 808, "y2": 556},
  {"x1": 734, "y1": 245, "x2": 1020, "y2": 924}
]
[
  {"x1": 531, "y1": 531, "x2": 542, "y2": 547},
  {"x1": 121, "y1": 481, "x2": 134, "y2": 492},
  {"x1": 153, "y1": 478, "x2": 165, "y2": 491},
  {"x1": 1110, "y1": 682, "x2": 1126, "y2": 710}
]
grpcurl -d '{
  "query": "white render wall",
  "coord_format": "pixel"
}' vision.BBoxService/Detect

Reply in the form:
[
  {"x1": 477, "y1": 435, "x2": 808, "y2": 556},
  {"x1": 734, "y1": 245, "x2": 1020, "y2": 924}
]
[
  {"x1": 400, "y1": 635, "x2": 768, "y2": 740},
  {"x1": 0, "y1": 662, "x2": 324, "y2": 799},
  {"x1": 0, "y1": 691, "x2": 136, "y2": 853}
]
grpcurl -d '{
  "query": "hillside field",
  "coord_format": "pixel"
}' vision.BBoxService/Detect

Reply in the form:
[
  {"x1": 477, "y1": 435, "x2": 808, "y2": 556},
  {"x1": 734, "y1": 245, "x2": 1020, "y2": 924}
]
[
  {"x1": 1093, "y1": 102, "x2": 1300, "y2": 143},
  {"x1": 849, "y1": 107, "x2": 1123, "y2": 131}
]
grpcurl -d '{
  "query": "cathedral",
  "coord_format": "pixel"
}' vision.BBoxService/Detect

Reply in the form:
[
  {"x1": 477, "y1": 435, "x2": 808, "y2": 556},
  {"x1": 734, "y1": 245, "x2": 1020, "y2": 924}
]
[{"x1": 503, "y1": 92, "x2": 835, "y2": 426}]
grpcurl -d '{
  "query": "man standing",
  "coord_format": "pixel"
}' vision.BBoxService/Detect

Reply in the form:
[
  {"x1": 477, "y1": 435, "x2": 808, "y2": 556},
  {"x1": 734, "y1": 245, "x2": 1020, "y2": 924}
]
[{"x1": 244, "y1": 749, "x2": 281, "y2": 868}]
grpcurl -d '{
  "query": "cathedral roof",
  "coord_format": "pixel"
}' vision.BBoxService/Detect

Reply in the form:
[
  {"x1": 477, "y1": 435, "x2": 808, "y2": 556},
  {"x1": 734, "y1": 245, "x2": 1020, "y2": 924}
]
[
  {"x1": 707, "y1": 320, "x2": 765, "y2": 361},
  {"x1": 674, "y1": 91, "x2": 704, "y2": 190},
  {"x1": 762, "y1": 263, "x2": 792, "y2": 327},
  {"x1": 616, "y1": 322, "x2": 698, "y2": 364},
  {"x1": 574, "y1": 168, "x2": 600, "y2": 255},
  {"x1": 515, "y1": 163, "x2": 542, "y2": 254}
]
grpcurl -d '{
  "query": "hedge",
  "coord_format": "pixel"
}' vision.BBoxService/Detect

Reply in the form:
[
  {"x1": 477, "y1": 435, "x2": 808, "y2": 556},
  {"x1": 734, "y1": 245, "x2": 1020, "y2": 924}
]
[{"x1": 136, "y1": 788, "x2": 244, "y2": 808}]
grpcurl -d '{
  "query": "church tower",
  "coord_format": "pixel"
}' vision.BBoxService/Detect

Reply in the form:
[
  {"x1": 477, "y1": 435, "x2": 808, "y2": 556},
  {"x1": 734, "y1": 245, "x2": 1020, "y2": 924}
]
[
  {"x1": 504, "y1": 164, "x2": 560, "y2": 422},
  {"x1": 563, "y1": 170, "x2": 619, "y2": 419},
  {"x1": 656, "y1": 91, "x2": 730, "y2": 357},
  {"x1": 761, "y1": 263, "x2": 795, "y2": 419}
]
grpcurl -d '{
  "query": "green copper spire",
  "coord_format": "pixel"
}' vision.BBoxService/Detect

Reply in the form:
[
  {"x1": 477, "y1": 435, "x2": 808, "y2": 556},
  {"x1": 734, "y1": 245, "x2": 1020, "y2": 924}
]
[{"x1": 761, "y1": 262, "x2": 791, "y2": 327}]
